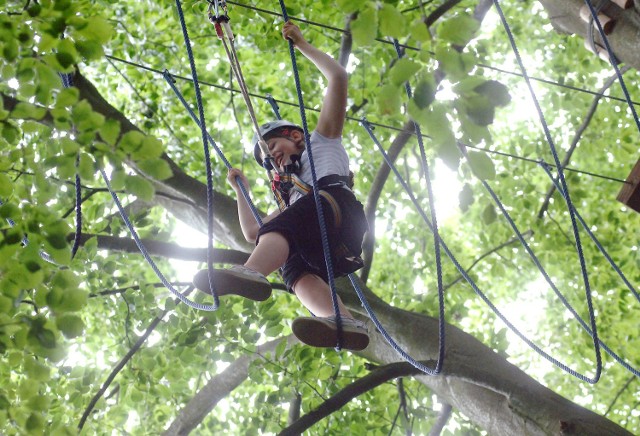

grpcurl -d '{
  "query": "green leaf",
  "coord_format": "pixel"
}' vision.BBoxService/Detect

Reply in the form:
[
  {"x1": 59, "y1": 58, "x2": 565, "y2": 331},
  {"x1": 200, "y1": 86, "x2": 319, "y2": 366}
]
[
  {"x1": 118, "y1": 130, "x2": 145, "y2": 154},
  {"x1": 435, "y1": 45, "x2": 474, "y2": 80},
  {"x1": 474, "y1": 80, "x2": 511, "y2": 107},
  {"x1": 136, "y1": 158, "x2": 173, "y2": 180},
  {"x1": 376, "y1": 83, "x2": 402, "y2": 116},
  {"x1": 413, "y1": 77, "x2": 435, "y2": 109},
  {"x1": 25, "y1": 413, "x2": 44, "y2": 433},
  {"x1": 379, "y1": 4, "x2": 407, "y2": 39},
  {"x1": 99, "y1": 119, "x2": 121, "y2": 146},
  {"x1": 0, "y1": 201, "x2": 19, "y2": 219},
  {"x1": 78, "y1": 153, "x2": 95, "y2": 180},
  {"x1": 351, "y1": 8, "x2": 377, "y2": 47},
  {"x1": 0, "y1": 172, "x2": 13, "y2": 197},
  {"x1": 459, "y1": 183, "x2": 474, "y2": 212},
  {"x1": 60, "y1": 137, "x2": 80, "y2": 155},
  {"x1": 389, "y1": 58, "x2": 421, "y2": 87},
  {"x1": 437, "y1": 14, "x2": 480, "y2": 46},
  {"x1": 11, "y1": 102, "x2": 47, "y2": 120},
  {"x1": 481, "y1": 204, "x2": 497, "y2": 225},
  {"x1": 24, "y1": 357, "x2": 51, "y2": 382},
  {"x1": 132, "y1": 135, "x2": 164, "y2": 160},
  {"x1": 109, "y1": 168, "x2": 127, "y2": 190},
  {"x1": 75, "y1": 38, "x2": 104, "y2": 61},
  {"x1": 2, "y1": 122, "x2": 21, "y2": 145},
  {"x1": 77, "y1": 17, "x2": 113, "y2": 43},
  {"x1": 125, "y1": 175, "x2": 155, "y2": 201},
  {"x1": 56, "y1": 313, "x2": 85, "y2": 338},
  {"x1": 466, "y1": 150, "x2": 495, "y2": 180},
  {"x1": 464, "y1": 95, "x2": 495, "y2": 126},
  {"x1": 56, "y1": 87, "x2": 80, "y2": 107},
  {"x1": 410, "y1": 18, "x2": 431, "y2": 42},
  {"x1": 56, "y1": 38, "x2": 78, "y2": 68},
  {"x1": 335, "y1": 0, "x2": 368, "y2": 14}
]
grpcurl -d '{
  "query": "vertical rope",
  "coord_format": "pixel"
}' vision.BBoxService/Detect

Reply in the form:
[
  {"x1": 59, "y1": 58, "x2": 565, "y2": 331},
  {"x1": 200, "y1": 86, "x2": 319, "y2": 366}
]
[
  {"x1": 175, "y1": 0, "x2": 220, "y2": 308},
  {"x1": 277, "y1": 0, "x2": 343, "y2": 349}
]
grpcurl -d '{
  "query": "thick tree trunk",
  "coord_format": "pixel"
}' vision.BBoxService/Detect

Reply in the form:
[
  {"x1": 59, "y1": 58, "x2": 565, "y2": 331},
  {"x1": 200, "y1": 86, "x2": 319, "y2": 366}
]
[
  {"x1": 163, "y1": 336, "x2": 294, "y2": 435},
  {"x1": 538, "y1": 0, "x2": 640, "y2": 70},
  {"x1": 336, "y1": 277, "x2": 631, "y2": 436}
]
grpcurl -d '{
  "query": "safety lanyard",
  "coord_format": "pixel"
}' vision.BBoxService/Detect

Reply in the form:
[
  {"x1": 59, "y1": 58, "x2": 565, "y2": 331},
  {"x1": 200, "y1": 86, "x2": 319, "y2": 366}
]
[{"x1": 208, "y1": 1, "x2": 285, "y2": 210}]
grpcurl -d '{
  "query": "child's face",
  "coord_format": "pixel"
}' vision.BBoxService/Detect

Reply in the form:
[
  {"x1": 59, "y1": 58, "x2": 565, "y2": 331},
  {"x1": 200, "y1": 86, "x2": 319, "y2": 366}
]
[{"x1": 267, "y1": 133, "x2": 302, "y2": 171}]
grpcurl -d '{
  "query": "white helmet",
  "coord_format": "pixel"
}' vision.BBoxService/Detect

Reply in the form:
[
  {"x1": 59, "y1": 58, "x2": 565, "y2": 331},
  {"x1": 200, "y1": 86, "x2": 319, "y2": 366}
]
[{"x1": 252, "y1": 120, "x2": 301, "y2": 167}]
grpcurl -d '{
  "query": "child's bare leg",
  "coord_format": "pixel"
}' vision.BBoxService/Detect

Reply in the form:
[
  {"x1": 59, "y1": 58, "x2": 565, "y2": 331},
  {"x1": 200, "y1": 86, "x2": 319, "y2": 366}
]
[
  {"x1": 244, "y1": 232, "x2": 289, "y2": 276},
  {"x1": 293, "y1": 274, "x2": 353, "y2": 318}
]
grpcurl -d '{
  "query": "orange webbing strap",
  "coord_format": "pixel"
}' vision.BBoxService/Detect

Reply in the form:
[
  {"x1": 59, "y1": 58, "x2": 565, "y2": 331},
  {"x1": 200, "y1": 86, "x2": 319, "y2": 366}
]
[{"x1": 318, "y1": 190, "x2": 342, "y2": 228}]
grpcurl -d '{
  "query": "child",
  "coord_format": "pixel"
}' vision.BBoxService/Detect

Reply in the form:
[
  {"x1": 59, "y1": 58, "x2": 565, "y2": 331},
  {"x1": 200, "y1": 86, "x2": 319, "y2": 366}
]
[{"x1": 193, "y1": 21, "x2": 369, "y2": 351}]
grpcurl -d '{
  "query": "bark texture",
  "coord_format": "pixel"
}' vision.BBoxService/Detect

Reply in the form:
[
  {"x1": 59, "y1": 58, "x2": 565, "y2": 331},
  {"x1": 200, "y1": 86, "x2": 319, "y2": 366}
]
[
  {"x1": 163, "y1": 336, "x2": 294, "y2": 435},
  {"x1": 538, "y1": 0, "x2": 640, "y2": 70}
]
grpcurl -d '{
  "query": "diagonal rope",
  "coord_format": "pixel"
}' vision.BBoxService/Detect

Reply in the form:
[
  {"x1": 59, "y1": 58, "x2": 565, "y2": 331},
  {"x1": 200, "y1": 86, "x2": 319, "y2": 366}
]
[
  {"x1": 162, "y1": 71, "x2": 263, "y2": 227},
  {"x1": 491, "y1": 0, "x2": 601, "y2": 383},
  {"x1": 362, "y1": 119, "x2": 640, "y2": 379},
  {"x1": 104, "y1": 54, "x2": 632, "y2": 186}
]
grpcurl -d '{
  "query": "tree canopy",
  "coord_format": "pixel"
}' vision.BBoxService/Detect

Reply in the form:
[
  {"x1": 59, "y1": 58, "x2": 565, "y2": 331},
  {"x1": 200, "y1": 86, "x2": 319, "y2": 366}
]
[{"x1": 1, "y1": 0, "x2": 640, "y2": 434}]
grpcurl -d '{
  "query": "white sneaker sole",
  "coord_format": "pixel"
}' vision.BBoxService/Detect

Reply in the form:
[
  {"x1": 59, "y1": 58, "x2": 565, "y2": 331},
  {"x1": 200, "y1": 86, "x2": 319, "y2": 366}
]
[
  {"x1": 193, "y1": 268, "x2": 272, "y2": 301},
  {"x1": 292, "y1": 317, "x2": 369, "y2": 351}
]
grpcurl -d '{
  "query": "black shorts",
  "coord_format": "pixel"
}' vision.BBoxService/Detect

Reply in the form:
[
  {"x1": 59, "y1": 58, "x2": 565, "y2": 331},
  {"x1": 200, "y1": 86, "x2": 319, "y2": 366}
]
[{"x1": 256, "y1": 186, "x2": 368, "y2": 291}]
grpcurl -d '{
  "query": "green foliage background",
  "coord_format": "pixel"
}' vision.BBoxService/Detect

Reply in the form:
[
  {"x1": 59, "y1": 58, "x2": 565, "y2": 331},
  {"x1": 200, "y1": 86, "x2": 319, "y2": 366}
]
[{"x1": 1, "y1": 0, "x2": 639, "y2": 434}]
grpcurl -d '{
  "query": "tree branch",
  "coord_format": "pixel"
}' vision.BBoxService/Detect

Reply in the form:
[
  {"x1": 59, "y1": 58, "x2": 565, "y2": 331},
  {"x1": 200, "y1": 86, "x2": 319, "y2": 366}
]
[
  {"x1": 78, "y1": 286, "x2": 195, "y2": 431},
  {"x1": 70, "y1": 233, "x2": 250, "y2": 264},
  {"x1": 604, "y1": 375, "x2": 635, "y2": 416},
  {"x1": 288, "y1": 392, "x2": 302, "y2": 427},
  {"x1": 278, "y1": 361, "x2": 426, "y2": 435},
  {"x1": 361, "y1": 120, "x2": 416, "y2": 284},
  {"x1": 428, "y1": 403, "x2": 452, "y2": 436},
  {"x1": 163, "y1": 336, "x2": 294, "y2": 435},
  {"x1": 338, "y1": 13, "x2": 356, "y2": 68},
  {"x1": 424, "y1": 0, "x2": 463, "y2": 29},
  {"x1": 536, "y1": 66, "x2": 630, "y2": 219},
  {"x1": 443, "y1": 230, "x2": 533, "y2": 291}
]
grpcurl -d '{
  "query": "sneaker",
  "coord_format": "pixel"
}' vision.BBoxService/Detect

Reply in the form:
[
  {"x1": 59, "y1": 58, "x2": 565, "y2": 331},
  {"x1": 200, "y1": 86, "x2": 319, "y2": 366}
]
[
  {"x1": 193, "y1": 265, "x2": 272, "y2": 301},
  {"x1": 291, "y1": 316, "x2": 370, "y2": 351}
]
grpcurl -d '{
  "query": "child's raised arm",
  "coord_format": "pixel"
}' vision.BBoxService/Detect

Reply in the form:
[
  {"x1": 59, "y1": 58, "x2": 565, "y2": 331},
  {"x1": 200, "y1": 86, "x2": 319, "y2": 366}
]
[{"x1": 282, "y1": 21, "x2": 348, "y2": 139}]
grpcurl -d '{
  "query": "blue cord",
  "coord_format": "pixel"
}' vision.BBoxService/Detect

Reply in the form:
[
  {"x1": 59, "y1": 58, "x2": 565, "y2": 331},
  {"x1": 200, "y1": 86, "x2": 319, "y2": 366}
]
[
  {"x1": 278, "y1": 0, "x2": 344, "y2": 350},
  {"x1": 492, "y1": 0, "x2": 601, "y2": 383},
  {"x1": 162, "y1": 71, "x2": 263, "y2": 227},
  {"x1": 362, "y1": 119, "x2": 632, "y2": 380},
  {"x1": 175, "y1": 0, "x2": 220, "y2": 308},
  {"x1": 98, "y1": 168, "x2": 219, "y2": 311}
]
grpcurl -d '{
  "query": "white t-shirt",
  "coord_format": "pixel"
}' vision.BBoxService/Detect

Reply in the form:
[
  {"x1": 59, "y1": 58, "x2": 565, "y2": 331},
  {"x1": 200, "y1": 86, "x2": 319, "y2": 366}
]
[{"x1": 289, "y1": 130, "x2": 350, "y2": 205}]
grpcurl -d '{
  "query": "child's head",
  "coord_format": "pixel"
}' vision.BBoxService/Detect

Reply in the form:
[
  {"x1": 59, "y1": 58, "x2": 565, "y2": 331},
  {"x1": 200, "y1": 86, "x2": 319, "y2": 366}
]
[{"x1": 253, "y1": 120, "x2": 303, "y2": 168}]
